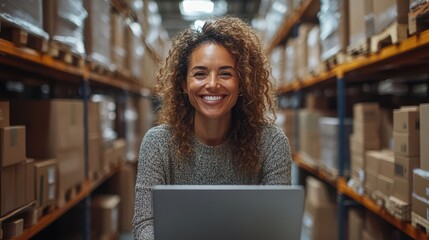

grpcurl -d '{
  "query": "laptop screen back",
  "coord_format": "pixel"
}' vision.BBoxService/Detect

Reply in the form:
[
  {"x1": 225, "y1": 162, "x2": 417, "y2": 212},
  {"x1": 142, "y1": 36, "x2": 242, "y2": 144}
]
[{"x1": 153, "y1": 185, "x2": 304, "y2": 240}]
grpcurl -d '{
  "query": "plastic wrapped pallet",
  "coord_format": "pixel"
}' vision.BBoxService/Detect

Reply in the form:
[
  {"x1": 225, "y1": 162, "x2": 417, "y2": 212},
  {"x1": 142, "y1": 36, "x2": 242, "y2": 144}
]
[
  {"x1": 84, "y1": 0, "x2": 112, "y2": 68},
  {"x1": 43, "y1": 0, "x2": 87, "y2": 55},
  {"x1": 284, "y1": 38, "x2": 297, "y2": 83},
  {"x1": 296, "y1": 24, "x2": 313, "y2": 80},
  {"x1": 318, "y1": 0, "x2": 349, "y2": 61},
  {"x1": 270, "y1": 46, "x2": 286, "y2": 88},
  {"x1": 348, "y1": 0, "x2": 374, "y2": 47},
  {"x1": 0, "y1": 0, "x2": 48, "y2": 39},
  {"x1": 126, "y1": 22, "x2": 144, "y2": 82},
  {"x1": 319, "y1": 117, "x2": 353, "y2": 176},
  {"x1": 373, "y1": 0, "x2": 409, "y2": 34},
  {"x1": 111, "y1": 12, "x2": 128, "y2": 75},
  {"x1": 306, "y1": 25, "x2": 323, "y2": 76}
]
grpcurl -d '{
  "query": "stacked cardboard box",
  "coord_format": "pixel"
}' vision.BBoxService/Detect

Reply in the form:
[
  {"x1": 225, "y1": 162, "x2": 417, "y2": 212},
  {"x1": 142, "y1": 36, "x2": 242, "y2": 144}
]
[
  {"x1": 34, "y1": 159, "x2": 58, "y2": 216},
  {"x1": 348, "y1": 208, "x2": 364, "y2": 240},
  {"x1": 411, "y1": 104, "x2": 429, "y2": 225},
  {"x1": 387, "y1": 106, "x2": 420, "y2": 220},
  {"x1": 365, "y1": 150, "x2": 394, "y2": 205},
  {"x1": 84, "y1": 0, "x2": 112, "y2": 68},
  {"x1": 420, "y1": 104, "x2": 429, "y2": 170},
  {"x1": 349, "y1": 103, "x2": 381, "y2": 194},
  {"x1": 110, "y1": 12, "x2": 129, "y2": 76},
  {"x1": 284, "y1": 38, "x2": 297, "y2": 84},
  {"x1": 296, "y1": 24, "x2": 314, "y2": 80},
  {"x1": 0, "y1": 101, "x2": 35, "y2": 217},
  {"x1": 10, "y1": 100, "x2": 85, "y2": 207},
  {"x1": 318, "y1": 0, "x2": 349, "y2": 61},
  {"x1": 43, "y1": 0, "x2": 87, "y2": 55},
  {"x1": 301, "y1": 176, "x2": 338, "y2": 240},
  {"x1": 91, "y1": 194, "x2": 121, "y2": 239},
  {"x1": 348, "y1": 0, "x2": 374, "y2": 51},
  {"x1": 306, "y1": 25, "x2": 323, "y2": 76},
  {"x1": 276, "y1": 109, "x2": 297, "y2": 153},
  {"x1": 373, "y1": 0, "x2": 409, "y2": 35},
  {"x1": 319, "y1": 117, "x2": 352, "y2": 177}
]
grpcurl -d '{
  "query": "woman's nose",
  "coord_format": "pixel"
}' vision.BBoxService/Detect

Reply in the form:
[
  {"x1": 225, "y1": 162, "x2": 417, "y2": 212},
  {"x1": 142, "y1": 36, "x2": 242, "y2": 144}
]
[{"x1": 206, "y1": 73, "x2": 219, "y2": 89}]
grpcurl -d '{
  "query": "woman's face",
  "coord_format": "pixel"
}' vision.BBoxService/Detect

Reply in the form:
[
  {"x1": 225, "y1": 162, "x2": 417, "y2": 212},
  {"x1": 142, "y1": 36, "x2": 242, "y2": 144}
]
[{"x1": 184, "y1": 42, "x2": 239, "y2": 122}]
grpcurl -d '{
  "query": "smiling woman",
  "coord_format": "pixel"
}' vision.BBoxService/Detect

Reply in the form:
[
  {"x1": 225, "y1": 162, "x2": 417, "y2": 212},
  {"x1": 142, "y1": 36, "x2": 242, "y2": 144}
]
[{"x1": 133, "y1": 16, "x2": 292, "y2": 240}]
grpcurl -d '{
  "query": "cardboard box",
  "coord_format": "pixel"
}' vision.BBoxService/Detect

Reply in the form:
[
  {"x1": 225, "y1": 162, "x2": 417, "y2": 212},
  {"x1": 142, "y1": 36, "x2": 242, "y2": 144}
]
[
  {"x1": 365, "y1": 169, "x2": 378, "y2": 194},
  {"x1": 10, "y1": 100, "x2": 84, "y2": 157},
  {"x1": 421, "y1": 104, "x2": 429, "y2": 171},
  {"x1": 394, "y1": 154, "x2": 420, "y2": 180},
  {"x1": 376, "y1": 175, "x2": 394, "y2": 196},
  {"x1": 348, "y1": 0, "x2": 374, "y2": 45},
  {"x1": 348, "y1": 208, "x2": 364, "y2": 240},
  {"x1": 88, "y1": 101, "x2": 101, "y2": 137},
  {"x1": 353, "y1": 120, "x2": 380, "y2": 138},
  {"x1": 0, "y1": 101, "x2": 9, "y2": 128},
  {"x1": 56, "y1": 148, "x2": 84, "y2": 196},
  {"x1": 393, "y1": 176, "x2": 412, "y2": 203},
  {"x1": 413, "y1": 169, "x2": 429, "y2": 198},
  {"x1": 393, "y1": 132, "x2": 420, "y2": 157},
  {"x1": 16, "y1": 162, "x2": 26, "y2": 208},
  {"x1": 105, "y1": 164, "x2": 136, "y2": 232},
  {"x1": 412, "y1": 194, "x2": 429, "y2": 220},
  {"x1": 378, "y1": 150, "x2": 394, "y2": 179},
  {"x1": 364, "y1": 211, "x2": 390, "y2": 240},
  {"x1": 113, "y1": 139, "x2": 126, "y2": 165},
  {"x1": 0, "y1": 126, "x2": 26, "y2": 167},
  {"x1": 365, "y1": 151, "x2": 381, "y2": 173},
  {"x1": 1, "y1": 166, "x2": 16, "y2": 215},
  {"x1": 26, "y1": 159, "x2": 35, "y2": 203},
  {"x1": 35, "y1": 159, "x2": 57, "y2": 208},
  {"x1": 393, "y1": 108, "x2": 419, "y2": 134},
  {"x1": 3, "y1": 218, "x2": 23, "y2": 239},
  {"x1": 373, "y1": 0, "x2": 410, "y2": 34},
  {"x1": 111, "y1": 12, "x2": 127, "y2": 73},
  {"x1": 350, "y1": 134, "x2": 381, "y2": 154},
  {"x1": 354, "y1": 103, "x2": 380, "y2": 122},
  {"x1": 91, "y1": 195, "x2": 120, "y2": 235}
]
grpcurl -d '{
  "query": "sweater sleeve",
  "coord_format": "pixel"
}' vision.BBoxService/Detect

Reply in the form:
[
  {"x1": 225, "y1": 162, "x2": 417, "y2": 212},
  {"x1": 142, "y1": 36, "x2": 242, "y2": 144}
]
[
  {"x1": 260, "y1": 125, "x2": 292, "y2": 185},
  {"x1": 132, "y1": 127, "x2": 169, "y2": 240}
]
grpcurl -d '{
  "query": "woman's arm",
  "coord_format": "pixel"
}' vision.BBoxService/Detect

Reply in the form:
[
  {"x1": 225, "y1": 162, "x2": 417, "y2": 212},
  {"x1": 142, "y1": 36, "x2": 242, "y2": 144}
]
[
  {"x1": 133, "y1": 127, "x2": 169, "y2": 240},
  {"x1": 260, "y1": 125, "x2": 292, "y2": 185}
]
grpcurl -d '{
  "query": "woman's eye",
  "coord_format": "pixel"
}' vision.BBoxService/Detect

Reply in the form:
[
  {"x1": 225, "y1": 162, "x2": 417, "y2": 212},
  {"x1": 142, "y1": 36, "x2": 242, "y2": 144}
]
[
  {"x1": 219, "y1": 72, "x2": 233, "y2": 78},
  {"x1": 192, "y1": 72, "x2": 207, "y2": 79}
]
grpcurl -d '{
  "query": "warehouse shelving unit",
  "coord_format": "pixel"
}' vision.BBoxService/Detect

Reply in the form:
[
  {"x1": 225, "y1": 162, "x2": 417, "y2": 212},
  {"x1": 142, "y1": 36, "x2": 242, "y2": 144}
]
[
  {"x1": 267, "y1": 0, "x2": 429, "y2": 239},
  {"x1": 0, "y1": 17, "x2": 152, "y2": 240}
]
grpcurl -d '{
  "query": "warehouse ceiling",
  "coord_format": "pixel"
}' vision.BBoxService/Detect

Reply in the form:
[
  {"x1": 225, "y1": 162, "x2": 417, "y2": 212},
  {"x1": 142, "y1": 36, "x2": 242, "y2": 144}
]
[{"x1": 154, "y1": 0, "x2": 262, "y2": 38}]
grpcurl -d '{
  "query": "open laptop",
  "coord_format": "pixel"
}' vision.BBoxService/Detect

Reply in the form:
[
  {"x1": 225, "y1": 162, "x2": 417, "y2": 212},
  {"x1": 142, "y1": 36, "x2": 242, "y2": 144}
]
[{"x1": 153, "y1": 185, "x2": 304, "y2": 240}]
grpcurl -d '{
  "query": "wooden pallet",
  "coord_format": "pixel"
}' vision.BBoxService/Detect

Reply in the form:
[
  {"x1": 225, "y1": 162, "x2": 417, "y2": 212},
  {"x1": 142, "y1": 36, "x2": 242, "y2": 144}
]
[
  {"x1": 48, "y1": 40, "x2": 85, "y2": 67},
  {"x1": 409, "y1": 2, "x2": 429, "y2": 35},
  {"x1": 57, "y1": 182, "x2": 83, "y2": 208},
  {"x1": 412, "y1": 212, "x2": 429, "y2": 235},
  {"x1": 372, "y1": 191, "x2": 388, "y2": 207},
  {"x1": 37, "y1": 201, "x2": 56, "y2": 219},
  {"x1": 88, "y1": 60, "x2": 113, "y2": 76},
  {"x1": 306, "y1": 64, "x2": 326, "y2": 78},
  {"x1": 386, "y1": 196, "x2": 411, "y2": 221},
  {"x1": 347, "y1": 38, "x2": 371, "y2": 59},
  {"x1": 0, "y1": 201, "x2": 37, "y2": 239},
  {"x1": 370, "y1": 22, "x2": 408, "y2": 53},
  {"x1": 0, "y1": 19, "x2": 48, "y2": 52},
  {"x1": 323, "y1": 51, "x2": 348, "y2": 70}
]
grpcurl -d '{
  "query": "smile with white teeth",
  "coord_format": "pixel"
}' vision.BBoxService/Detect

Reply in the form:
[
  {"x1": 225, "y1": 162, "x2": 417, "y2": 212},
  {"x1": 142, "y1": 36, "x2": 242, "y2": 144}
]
[{"x1": 202, "y1": 95, "x2": 223, "y2": 101}]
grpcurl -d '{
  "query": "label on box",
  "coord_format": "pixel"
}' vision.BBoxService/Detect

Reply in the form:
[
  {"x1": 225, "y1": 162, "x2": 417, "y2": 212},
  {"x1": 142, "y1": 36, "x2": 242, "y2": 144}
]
[{"x1": 395, "y1": 163, "x2": 405, "y2": 178}]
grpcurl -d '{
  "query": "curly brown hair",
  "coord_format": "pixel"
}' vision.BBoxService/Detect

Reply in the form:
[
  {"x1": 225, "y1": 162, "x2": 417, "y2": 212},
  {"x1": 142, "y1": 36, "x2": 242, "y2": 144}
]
[{"x1": 155, "y1": 16, "x2": 276, "y2": 176}]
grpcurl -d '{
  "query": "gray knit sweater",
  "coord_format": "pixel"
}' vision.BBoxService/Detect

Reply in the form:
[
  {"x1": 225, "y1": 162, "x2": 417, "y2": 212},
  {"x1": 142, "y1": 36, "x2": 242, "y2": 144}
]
[{"x1": 132, "y1": 124, "x2": 292, "y2": 240}]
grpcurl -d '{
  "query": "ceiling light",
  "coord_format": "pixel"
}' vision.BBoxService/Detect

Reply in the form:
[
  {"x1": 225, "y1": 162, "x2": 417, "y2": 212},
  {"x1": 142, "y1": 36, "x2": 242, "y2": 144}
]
[{"x1": 180, "y1": 0, "x2": 214, "y2": 16}]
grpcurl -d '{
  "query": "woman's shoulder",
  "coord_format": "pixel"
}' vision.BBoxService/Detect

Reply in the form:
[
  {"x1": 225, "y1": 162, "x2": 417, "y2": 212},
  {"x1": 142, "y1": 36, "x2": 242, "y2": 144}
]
[
  {"x1": 143, "y1": 124, "x2": 172, "y2": 140},
  {"x1": 261, "y1": 124, "x2": 285, "y2": 137}
]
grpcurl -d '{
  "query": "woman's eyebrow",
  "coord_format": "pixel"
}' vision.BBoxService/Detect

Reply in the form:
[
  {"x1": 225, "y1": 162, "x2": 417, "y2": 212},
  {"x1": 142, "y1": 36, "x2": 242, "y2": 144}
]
[{"x1": 190, "y1": 66, "x2": 208, "y2": 71}]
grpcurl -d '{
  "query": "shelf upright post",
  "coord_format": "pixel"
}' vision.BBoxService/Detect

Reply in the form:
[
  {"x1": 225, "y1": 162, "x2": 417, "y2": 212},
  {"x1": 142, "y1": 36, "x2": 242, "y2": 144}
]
[
  {"x1": 336, "y1": 71, "x2": 347, "y2": 240},
  {"x1": 82, "y1": 74, "x2": 91, "y2": 240}
]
